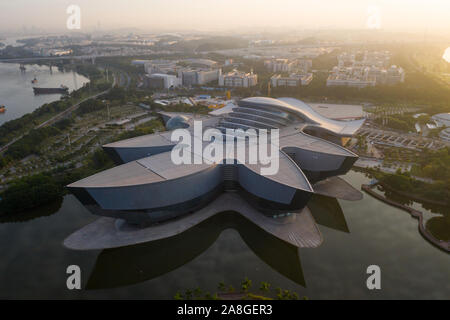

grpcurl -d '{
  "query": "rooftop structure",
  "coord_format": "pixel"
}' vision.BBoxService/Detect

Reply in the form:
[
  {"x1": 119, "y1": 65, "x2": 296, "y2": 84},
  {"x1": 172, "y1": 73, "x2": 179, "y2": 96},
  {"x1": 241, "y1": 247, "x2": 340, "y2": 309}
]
[
  {"x1": 181, "y1": 58, "x2": 218, "y2": 69},
  {"x1": 308, "y1": 103, "x2": 364, "y2": 120},
  {"x1": 327, "y1": 66, "x2": 377, "y2": 88},
  {"x1": 142, "y1": 59, "x2": 221, "y2": 87},
  {"x1": 66, "y1": 97, "x2": 364, "y2": 250}
]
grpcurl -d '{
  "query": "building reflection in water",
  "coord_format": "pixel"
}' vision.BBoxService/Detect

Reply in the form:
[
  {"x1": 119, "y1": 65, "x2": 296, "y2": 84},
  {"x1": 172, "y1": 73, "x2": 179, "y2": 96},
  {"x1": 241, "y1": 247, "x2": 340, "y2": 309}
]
[
  {"x1": 86, "y1": 194, "x2": 348, "y2": 290},
  {"x1": 0, "y1": 197, "x2": 63, "y2": 224}
]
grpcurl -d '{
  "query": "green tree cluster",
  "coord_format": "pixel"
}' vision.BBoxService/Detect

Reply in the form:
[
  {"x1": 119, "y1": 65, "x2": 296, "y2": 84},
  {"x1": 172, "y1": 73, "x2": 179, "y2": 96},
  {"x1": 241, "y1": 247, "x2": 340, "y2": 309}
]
[
  {"x1": 112, "y1": 119, "x2": 165, "y2": 141},
  {"x1": 6, "y1": 126, "x2": 60, "y2": 159},
  {"x1": 76, "y1": 99, "x2": 105, "y2": 115}
]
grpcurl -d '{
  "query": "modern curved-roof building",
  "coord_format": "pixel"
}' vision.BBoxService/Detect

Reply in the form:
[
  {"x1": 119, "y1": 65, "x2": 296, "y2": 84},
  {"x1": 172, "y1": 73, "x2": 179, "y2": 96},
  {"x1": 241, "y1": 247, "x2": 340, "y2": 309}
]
[{"x1": 67, "y1": 97, "x2": 364, "y2": 236}]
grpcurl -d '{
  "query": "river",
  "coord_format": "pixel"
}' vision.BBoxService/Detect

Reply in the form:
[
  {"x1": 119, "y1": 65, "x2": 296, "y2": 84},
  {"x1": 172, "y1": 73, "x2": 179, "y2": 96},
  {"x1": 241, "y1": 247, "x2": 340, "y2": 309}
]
[
  {"x1": 0, "y1": 170, "x2": 448, "y2": 299},
  {"x1": 0, "y1": 62, "x2": 89, "y2": 126}
]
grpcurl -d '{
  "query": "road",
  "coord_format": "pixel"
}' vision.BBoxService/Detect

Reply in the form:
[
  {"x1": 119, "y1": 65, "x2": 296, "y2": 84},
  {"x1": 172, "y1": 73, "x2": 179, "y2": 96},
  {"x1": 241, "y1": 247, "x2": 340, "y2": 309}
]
[{"x1": 35, "y1": 90, "x2": 110, "y2": 129}]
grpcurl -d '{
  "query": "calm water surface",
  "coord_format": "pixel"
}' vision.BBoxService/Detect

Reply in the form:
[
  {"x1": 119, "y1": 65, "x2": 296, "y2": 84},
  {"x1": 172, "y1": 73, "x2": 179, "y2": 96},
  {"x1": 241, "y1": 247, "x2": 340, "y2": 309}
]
[
  {"x1": 0, "y1": 63, "x2": 89, "y2": 125},
  {"x1": 0, "y1": 171, "x2": 448, "y2": 299}
]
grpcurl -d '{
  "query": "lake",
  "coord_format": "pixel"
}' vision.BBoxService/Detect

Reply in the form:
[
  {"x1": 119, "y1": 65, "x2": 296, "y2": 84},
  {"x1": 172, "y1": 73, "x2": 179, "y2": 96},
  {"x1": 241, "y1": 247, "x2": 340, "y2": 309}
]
[
  {"x1": 0, "y1": 63, "x2": 89, "y2": 126},
  {"x1": 0, "y1": 170, "x2": 448, "y2": 299}
]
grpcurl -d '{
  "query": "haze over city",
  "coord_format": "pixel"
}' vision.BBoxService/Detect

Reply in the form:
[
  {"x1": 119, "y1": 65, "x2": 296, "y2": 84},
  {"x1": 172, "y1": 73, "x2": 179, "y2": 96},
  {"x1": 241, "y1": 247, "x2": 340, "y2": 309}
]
[
  {"x1": 0, "y1": 0, "x2": 449, "y2": 303},
  {"x1": 1, "y1": 0, "x2": 450, "y2": 34}
]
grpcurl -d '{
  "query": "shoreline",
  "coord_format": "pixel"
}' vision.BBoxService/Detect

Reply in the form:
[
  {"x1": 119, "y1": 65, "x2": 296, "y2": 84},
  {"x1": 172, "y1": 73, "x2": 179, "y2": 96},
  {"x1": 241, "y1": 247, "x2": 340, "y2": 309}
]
[
  {"x1": 0, "y1": 62, "x2": 90, "y2": 127},
  {"x1": 352, "y1": 166, "x2": 448, "y2": 207},
  {"x1": 0, "y1": 64, "x2": 111, "y2": 150}
]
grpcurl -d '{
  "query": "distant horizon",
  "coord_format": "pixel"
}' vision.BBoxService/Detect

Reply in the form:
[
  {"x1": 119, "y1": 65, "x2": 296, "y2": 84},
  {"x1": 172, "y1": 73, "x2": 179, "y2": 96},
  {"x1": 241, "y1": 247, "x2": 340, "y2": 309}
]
[{"x1": 1, "y1": 0, "x2": 450, "y2": 36}]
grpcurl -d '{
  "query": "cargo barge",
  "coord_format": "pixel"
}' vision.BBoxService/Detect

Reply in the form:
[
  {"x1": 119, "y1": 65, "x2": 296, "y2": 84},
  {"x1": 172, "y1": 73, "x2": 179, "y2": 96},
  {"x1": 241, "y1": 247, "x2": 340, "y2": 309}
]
[{"x1": 33, "y1": 85, "x2": 69, "y2": 95}]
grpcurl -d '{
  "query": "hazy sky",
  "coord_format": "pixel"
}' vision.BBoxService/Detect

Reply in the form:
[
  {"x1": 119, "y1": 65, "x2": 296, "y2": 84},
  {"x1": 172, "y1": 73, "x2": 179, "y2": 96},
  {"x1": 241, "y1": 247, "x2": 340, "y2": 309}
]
[{"x1": 0, "y1": 0, "x2": 449, "y2": 33}]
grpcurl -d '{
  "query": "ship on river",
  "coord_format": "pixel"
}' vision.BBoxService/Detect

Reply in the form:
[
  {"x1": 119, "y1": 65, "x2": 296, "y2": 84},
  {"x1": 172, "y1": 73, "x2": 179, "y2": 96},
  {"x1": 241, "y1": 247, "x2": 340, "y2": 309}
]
[{"x1": 33, "y1": 85, "x2": 68, "y2": 95}]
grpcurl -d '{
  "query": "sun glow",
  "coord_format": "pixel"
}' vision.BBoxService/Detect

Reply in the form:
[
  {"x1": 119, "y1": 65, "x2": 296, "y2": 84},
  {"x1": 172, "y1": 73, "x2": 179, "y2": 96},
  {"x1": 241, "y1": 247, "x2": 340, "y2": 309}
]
[{"x1": 443, "y1": 47, "x2": 450, "y2": 63}]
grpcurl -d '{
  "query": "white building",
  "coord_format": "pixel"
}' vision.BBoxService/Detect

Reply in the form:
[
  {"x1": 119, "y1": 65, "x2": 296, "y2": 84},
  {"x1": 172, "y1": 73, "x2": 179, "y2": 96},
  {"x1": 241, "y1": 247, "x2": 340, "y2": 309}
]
[
  {"x1": 297, "y1": 59, "x2": 313, "y2": 73},
  {"x1": 219, "y1": 71, "x2": 258, "y2": 88},
  {"x1": 271, "y1": 73, "x2": 313, "y2": 87},
  {"x1": 327, "y1": 66, "x2": 376, "y2": 88},
  {"x1": 180, "y1": 69, "x2": 222, "y2": 86},
  {"x1": 264, "y1": 59, "x2": 296, "y2": 73}
]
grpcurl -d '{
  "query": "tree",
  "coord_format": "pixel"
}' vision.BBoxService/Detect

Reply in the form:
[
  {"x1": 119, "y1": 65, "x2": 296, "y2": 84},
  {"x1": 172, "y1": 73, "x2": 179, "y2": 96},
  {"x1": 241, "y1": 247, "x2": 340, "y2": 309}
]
[
  {"x1": 241, "y1": 277, "x2": 252, "y2": 292},
  {"x1": 259, "y1": 282, "x2": 271, "y2": 292}
]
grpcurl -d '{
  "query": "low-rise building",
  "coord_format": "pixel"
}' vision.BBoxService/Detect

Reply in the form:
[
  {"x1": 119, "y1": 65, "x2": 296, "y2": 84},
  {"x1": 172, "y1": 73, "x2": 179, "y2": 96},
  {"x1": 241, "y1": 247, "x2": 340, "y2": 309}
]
[
  {"x1": 329, "y1": 51, "x2": 404, "y2": 87},
  {"x1": 144, "y1": 60, "x2": 179, "y2": 74},
  {"x1": 327, "y1": 67, "x2": 376, "y2": 88},
  {"x1": 271, "y1": 73, "x2": 313, "y2": 87},
  {"x1": 219, "y1": 71, "x2": 258, "y2": 87},
  {"x1": 432, "y1": 113, "x2": 450, "y2": 127},
  {"x1": 264, "y1": 59, "x2": 296, "y2": 73},
  {"x1": 180, "y1": 69, "x2": 222, "y2": 86},
  {"x1": 439, "y1": 127, "x2": 450, "y2": 142},
  {"x1": 44, "y1": 49, "x2": 73, "y2": 56}
]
